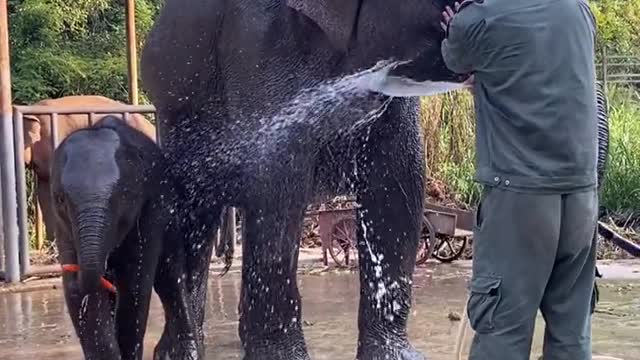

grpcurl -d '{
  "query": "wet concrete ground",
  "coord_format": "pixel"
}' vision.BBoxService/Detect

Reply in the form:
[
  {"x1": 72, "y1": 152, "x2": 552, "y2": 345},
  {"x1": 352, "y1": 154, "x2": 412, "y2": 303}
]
[{"x1": 0, "y1": 261, "x2": 638, "y2": 360}]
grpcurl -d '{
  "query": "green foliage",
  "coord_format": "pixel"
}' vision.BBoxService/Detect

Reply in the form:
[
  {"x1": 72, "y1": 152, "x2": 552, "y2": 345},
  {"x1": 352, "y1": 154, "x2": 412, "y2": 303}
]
[
  {"x1": 600, "y1": 86, "x2": 640, "y2": 212},
  {"x1": 589, "y1": 0, "x2": 640, "y2": 55},
  {"x1": 421, "y1": 91, "x2": 480, "y2": 205},
  {"x1": 8, "y1": 0, "x2": 162, "y2": 105},
  {"x1": 420, "y1": 86, "x2": 640, "y2": 213},
  {"x1": 416, "y1": 1, "x2": 640, "y2": 211},
  {"x1": 420, "y1": 92, "x2": 481, "y2": 207}
]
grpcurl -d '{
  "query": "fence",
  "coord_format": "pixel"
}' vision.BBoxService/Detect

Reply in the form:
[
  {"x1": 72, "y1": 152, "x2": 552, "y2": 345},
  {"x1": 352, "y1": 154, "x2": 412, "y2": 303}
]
[
  {"x1": 597, "y1": 49, "x2": 640, "y2": 88},
  {"x1": 0, "y1": 104, "x2": 157, "y2": 283}
]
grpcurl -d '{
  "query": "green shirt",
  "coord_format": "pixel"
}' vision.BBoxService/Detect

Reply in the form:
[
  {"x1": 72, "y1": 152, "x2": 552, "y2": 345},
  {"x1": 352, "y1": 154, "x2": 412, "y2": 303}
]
[{"x1": 441, "y1": 0, "x2": 599, "y2": 193}]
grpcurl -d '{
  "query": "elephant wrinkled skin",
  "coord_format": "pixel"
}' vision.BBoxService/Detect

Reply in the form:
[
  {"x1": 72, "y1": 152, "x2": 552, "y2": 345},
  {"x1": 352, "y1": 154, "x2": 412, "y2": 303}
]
[
  {"x1": 23, "y1": 95, "x2": 156, "y2": 244},
  {"x1": 50, "y1": 116, "x2": 193, "y2": 360},
  {"x1": 141, "y1": 1, "x2": 466, "y2": 359}
]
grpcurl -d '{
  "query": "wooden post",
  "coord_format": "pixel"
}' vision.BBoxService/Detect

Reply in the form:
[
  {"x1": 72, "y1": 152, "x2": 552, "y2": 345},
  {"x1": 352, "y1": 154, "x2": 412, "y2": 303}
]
[{"x1": 126, "y1": 0, "x2": 139, "y2": 105}]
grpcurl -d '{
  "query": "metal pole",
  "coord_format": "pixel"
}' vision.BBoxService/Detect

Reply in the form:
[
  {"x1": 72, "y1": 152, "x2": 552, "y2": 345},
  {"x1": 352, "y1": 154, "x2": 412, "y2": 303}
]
[
  {"x1": 13, "y1": 110, "x2": 29, "y2": 275},
  {"x1": 126, "y1": 0, "x2": 139, "y2": 105},
  {"x1": 602, "y1": 47, "x2": 608, "y2": 93},
  {"x1": 0, "y1": 0, "x2": 20, "y2": 283},
  {"x1": 155, "y1": 113, "x2": 163, "y2": 148},
  {"x1": 0, "y1": 174, "x2": 4, "y2": 271}
]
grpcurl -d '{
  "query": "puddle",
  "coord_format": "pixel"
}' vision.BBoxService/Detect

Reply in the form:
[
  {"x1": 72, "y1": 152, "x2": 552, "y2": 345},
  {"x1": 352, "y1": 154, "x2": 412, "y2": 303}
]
[{"x1": 0, "y1": 265, "x2": 637, "y2": 359}]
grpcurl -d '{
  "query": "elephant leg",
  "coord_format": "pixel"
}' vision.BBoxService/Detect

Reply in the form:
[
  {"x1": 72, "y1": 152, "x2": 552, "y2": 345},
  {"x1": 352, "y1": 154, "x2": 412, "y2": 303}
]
[
  {"x1": 62, "y1": 272, "x2": 120, "y2": 359},
  {"x1": 115, "y1": 268, "x2": 156, "y2": 360},
  {"x1": 215, "y1": 206, "x2": 236, "y2": 275},
  {"x1": 187, "y1": 224, "x2": 218, "y2": 346},
  {"x1": 239, "y1": 201, "x2": 309, "y2": 360},
  {"x1": 115, "y1": 212, "x2": 165, "y2": 360},
  {"x1": 354, "y1": 100, "x2": 425, "y2": 360},
  {"x1": 37, "y1": 178, "x2": 56, "y2": 242},
  {"x1": 153, "y1": 240, "x2": 202, "y2": 360},
  {"x1": 153, "y1": 206, "x2": 218, "y2": 360}
]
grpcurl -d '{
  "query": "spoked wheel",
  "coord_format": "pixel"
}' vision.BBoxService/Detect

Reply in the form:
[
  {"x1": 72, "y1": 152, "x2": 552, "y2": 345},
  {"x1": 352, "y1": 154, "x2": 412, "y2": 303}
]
[
  {"x1": 431, "y1": 235, "x2": 468, "y2": 263},
  {"x1": 416, "y1": 216, "x2": 436, "y2": 266},
  {"x1": 328, "y1": 218, "x2": 358, "y2": 267}
]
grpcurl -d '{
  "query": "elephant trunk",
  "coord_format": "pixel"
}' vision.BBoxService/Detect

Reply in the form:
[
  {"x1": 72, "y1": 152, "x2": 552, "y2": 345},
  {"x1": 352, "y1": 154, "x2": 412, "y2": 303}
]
[{"x1": 76, "y1": 207, "x2": 110, "y2": 294}]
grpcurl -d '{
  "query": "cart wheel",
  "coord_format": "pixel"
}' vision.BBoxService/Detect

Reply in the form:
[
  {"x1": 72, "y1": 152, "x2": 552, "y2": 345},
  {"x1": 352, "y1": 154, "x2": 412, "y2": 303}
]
[
  {"x1": 432, "y1": 235, "x2": 468, "y2": 263},
  {"x1": 416, "y1": 215, "x2": 436, "y2": 266},
  {"x1": 328, "y1": 218, "x2": 358, "y2": 267}
]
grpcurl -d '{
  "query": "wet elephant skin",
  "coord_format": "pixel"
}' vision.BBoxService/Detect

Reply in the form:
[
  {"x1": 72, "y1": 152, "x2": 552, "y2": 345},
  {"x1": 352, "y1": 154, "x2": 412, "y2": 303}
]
[
  {"x1": 23, "y1": 95, "x2": 156, "y2": 245},
  {"x1": 50, "y1": 116, "x2": 192, "y2": 360},
  {"x1": 140, "y1": 1, "x2": 467, "y2": 359}
]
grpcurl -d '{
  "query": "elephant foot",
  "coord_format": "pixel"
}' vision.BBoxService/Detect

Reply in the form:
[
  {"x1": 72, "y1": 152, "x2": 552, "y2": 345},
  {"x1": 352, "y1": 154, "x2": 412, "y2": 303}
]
[
  {"x1": 153, "y1": 332, "x2": 202, "y2": 360},
  {"x1": 356, "y1": 339, "x2": 426, "y2": 360},
  {"x1": 243, "y1": 337, "x2": 310, "y2": 360}
]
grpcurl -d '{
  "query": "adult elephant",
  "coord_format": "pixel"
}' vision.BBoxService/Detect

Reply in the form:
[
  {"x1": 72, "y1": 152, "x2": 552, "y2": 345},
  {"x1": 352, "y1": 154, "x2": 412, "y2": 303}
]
[
  {"x1": 22, "y1": 95, "x2": 156, "y2": 243},
  {"x1": 141, "y1": 1, "x2": 468, "y2": 359}
]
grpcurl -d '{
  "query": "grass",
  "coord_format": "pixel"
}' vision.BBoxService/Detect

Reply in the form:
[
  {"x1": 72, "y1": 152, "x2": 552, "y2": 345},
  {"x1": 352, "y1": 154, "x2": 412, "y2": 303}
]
[
  {"x1": 599, "y1": 86, "x2": 640, "y2": 213},
  {"x1": 419, "y1": 91, "x2": 480, "y2": 207},
  {"x1": 419, "y1": 85, "x2": 640, "y2": 213}
]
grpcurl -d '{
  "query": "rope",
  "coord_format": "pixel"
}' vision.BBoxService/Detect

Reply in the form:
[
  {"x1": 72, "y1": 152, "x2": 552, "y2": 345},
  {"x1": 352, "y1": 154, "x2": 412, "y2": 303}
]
[{"x1": 61, "y1": 264, "x2": 117, "y2": 294}]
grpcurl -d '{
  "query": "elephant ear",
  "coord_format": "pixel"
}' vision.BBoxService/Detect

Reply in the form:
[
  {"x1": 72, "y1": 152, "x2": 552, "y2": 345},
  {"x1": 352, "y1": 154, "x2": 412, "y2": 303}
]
[
  {"x1": 24, "y1": 115, "x2": 42, "y2": 147},
  {"x1": 286, "y1": 0, "x2": 362, "y2": 52}
]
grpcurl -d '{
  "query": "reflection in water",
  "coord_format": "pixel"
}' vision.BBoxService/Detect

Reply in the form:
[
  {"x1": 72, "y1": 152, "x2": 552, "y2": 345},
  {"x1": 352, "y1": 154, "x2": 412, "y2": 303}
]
[{"x1": 0, "y1": 266, "x2": 638, "y2": 360}]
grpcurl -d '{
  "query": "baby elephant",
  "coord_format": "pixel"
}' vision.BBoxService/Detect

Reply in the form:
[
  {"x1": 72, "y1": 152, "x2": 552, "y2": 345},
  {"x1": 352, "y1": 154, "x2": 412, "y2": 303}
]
[{"x1": 51, "y1": 115, "x2": 176, "y2": 360}]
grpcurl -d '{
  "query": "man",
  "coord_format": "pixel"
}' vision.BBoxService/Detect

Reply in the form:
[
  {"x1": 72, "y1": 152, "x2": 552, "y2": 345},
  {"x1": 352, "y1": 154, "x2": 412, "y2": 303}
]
[{"x1": 440, "y1": 1, "x2": 599, "y2": 359}]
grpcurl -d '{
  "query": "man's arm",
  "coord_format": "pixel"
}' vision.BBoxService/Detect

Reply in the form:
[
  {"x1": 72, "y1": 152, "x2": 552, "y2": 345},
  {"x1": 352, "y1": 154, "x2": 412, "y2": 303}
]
[
  {"x1": 578, "y1": 0, "x2": 597, "y2": 41},
  {"x1": 441, "y1": 6, "x2": 486, "y2": 74}
]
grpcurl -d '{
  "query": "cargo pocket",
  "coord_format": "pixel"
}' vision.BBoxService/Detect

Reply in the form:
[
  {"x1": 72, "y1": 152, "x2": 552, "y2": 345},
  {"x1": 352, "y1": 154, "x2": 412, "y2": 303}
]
[
  {"x1": 473, "y1": 186, "x2": 492, "y2": 231},
  {"x1": 466, "y1": 275, "x2": 502, "y2": 334}
]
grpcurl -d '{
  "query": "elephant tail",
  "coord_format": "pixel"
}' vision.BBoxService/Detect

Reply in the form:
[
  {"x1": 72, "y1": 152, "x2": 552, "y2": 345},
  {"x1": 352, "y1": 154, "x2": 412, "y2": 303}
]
[{"x1": 216, "y1": 207, "x2": 236, "y2": 277}]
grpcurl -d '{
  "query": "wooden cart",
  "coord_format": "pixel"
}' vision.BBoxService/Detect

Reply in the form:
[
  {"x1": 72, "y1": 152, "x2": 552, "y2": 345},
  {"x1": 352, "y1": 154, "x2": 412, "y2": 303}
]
[{"x1": 315, "y1": 200, "x2": 474, "y2": 268}]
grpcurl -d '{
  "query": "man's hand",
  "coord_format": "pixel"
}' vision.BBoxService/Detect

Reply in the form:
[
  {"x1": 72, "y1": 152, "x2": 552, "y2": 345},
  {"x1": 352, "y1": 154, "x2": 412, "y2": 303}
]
[
  {"x1": 440, "y1": 0, "x2": 478, "y2": 75},
  {"x1": 440, "y1": 2, "x2": 464, "y2": 32}
]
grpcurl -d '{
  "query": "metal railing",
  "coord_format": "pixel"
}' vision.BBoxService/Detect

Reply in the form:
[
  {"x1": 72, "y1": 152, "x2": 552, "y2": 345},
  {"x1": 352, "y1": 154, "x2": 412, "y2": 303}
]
[
  {"x1": 1, "y1": 104, "x2": 157, "y2": 283},
  {"x1": 597, "y1": 49, "x2": 640, "y2": 88}
]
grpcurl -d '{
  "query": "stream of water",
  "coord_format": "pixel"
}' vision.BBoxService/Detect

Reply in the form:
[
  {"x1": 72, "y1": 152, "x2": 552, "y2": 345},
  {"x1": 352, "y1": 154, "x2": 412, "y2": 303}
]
[{"x1": 237, "y1": 60, "x2": 469, "y2": 165}]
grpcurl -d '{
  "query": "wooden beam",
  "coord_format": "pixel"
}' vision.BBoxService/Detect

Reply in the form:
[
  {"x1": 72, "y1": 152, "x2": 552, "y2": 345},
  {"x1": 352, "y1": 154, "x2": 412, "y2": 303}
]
[{"x1": 126, "y1": 0, "x2": 139, "y2": 105}]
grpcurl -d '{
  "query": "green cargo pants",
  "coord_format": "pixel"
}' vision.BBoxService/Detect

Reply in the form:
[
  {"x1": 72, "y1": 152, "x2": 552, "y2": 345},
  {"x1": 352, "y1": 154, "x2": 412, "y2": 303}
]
[{"x1": 468, "y1": 186, "x2": 598, "y2": 360}]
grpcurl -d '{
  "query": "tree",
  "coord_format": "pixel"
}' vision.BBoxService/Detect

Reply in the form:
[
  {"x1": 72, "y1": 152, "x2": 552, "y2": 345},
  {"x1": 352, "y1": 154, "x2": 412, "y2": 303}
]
[
  {"x1": 590, "y1": 0, "x2": 640, "y2": 55},
  {"x1": 8, "y1": 0, "x2": 162, "y2": 105}
]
